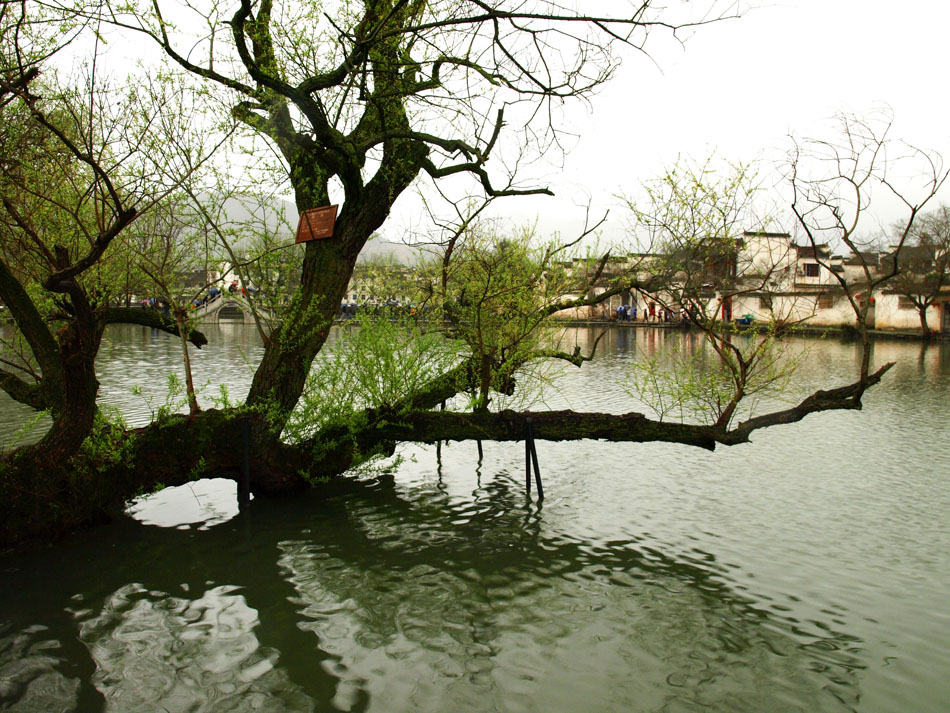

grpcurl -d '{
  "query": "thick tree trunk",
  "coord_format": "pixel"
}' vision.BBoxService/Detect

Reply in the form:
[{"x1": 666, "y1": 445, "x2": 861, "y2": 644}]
[
  {"x1": 34, "y1": 304, "x2": 105, "y2": 458},
  {"x1": 246, "y1": 237, "x2": 353, "y2": 418},
  {"x1": 0, "y1": 409, "x2": 241, "y2": 548},
  {"x1": 918, "y1": 306, "x2": 931, "y2": 337},
  {"x1": 36, "y1": 347, "x2": 99, "y2": 461},
  {"x1": 0, "y1": 317, "x2": 105, "y2": 547},
  {"x1": 244, "y1": 164, "x2": 420, "y2": 453}
]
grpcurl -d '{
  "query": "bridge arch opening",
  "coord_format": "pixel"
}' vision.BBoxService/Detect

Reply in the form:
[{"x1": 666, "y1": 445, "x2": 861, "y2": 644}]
[{"x1": 217, "y1": 303, "x2": 246, "y2": 321}]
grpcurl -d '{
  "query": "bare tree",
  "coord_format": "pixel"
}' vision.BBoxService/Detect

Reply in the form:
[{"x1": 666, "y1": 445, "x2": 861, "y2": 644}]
[
  {"x1": 0, "y1": 6, "x2": 224, "y2": 471},
  {"x1": 92, "y1": 0, "x2": 741, "y2": 457},
  {"x1": 884, "y1": 204, "x2": 950, "y2": 336},
  {"x1": 788, "y1": 110, "x2": 947, "y2": 379}
]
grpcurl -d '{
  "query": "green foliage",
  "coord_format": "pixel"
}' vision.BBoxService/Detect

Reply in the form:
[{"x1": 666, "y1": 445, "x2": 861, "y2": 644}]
[
  {"x1": 130, "y1": 373, "x2": 193, "y2": 421},
  {"x1": 133, "y1": 482, "x2": 167, "y2": 499},
  {"x1": 187, "y1": 457, "x2": 207, "y2": 482},
  {"x1": 285, "y1": 314, "x2": 461, "y2": 444},
  {"x1": 210, "y1": 383, "x2": 234, "y2": 410},
  {"x1": 74, "y1": 406, "x2": 134, "y2": 469},
  {"x1": 623, "y1": 156, "x2": 769, "y2": 309},
  {"x1": 443, "y1": 228, "x2": 545, "y2": 348},
  {"x1": 419, "y1": 223, "x2": 582, "y2": 411},
  {"x1": 625, "y1": 329, "x2": 803, "y2": 427}
]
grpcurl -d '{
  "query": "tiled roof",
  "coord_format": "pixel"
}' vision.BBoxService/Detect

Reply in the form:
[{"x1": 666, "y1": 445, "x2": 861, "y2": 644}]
[{"x1": 794, "y1": 244, "x2": 831, "y2": 259}]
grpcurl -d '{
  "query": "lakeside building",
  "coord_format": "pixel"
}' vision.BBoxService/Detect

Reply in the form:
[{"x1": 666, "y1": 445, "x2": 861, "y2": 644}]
[
  {"x1": 551, "y1": 231, "x2": 950, "y2": 335},
  {"x1": 121, "y1": 191, "x2": 947, "y2": 335}
]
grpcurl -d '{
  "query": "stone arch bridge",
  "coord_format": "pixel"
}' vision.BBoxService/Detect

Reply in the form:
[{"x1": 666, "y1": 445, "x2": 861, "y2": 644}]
[{"x1": 192, "y1": 295, "x2": 274, "y2": 325}]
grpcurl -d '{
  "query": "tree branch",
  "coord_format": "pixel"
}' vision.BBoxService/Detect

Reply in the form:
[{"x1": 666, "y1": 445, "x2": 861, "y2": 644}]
[
  {"x1": 352, "y1": 408, "x2": 721, "y2": 451},
  {"x1": 0, "y1": 255, "x2": 63, "y2": 406},
  {"x1": 329, "y1": 365, "x2": 896, "y2": 458},
  {"x1": 103, "y1": 307, "x2": 208, "y2": 348},
  {"x1": 422, "y1": 157, "x2": 553, "y2": 197},
  {"x1": 723, "y1": 361, "x2": 894, "y2": 444},
  {"x1": 0, "y1": 369, "x2": 47, "y2": 411}
]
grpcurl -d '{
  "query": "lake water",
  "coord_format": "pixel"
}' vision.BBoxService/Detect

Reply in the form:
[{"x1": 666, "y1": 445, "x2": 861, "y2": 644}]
[{"x1": 1, "y1": 324, "x2": 949, "y2": 712}]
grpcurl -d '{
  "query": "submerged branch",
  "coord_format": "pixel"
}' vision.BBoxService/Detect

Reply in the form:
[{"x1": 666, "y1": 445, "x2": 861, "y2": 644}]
[
  {"x1": 329, "y1": 364, "x2": 895, "y2": 461},
  {"x1": 104, "y1": 307, "x2": 208, "y2": 348}
]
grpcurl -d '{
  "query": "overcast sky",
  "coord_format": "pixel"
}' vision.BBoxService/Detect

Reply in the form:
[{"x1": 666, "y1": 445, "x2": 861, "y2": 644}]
[
  {"x1": 87, "y1": 0, "x2": 950, "y2": 249},
  {"x1": 428, "y1": 0, "x2": 950, "y2": 247}
]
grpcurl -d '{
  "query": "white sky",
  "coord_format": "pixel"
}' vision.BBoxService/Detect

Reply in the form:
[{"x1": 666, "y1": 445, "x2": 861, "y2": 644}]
[
  {"x1": 449, "y1": 0, "x2": 950, "y2": 246},
  {"x1": 75, "y1": 0, "x2": 950, "y2": 249}
]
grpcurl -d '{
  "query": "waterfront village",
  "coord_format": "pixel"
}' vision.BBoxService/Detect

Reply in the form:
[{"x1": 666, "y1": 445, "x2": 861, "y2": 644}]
[{"x1": 179, "y1": 229, "x2": 950, "y2": 338}]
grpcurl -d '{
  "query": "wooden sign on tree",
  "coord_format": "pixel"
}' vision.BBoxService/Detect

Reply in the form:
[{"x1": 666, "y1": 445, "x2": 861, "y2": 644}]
[{"x1": 295, "y1": 205, "x2": 339, "y2": 243}]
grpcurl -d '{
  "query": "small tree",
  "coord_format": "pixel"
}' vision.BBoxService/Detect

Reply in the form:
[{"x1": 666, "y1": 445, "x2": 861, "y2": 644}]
[
  {"x1": 0, "y1": 6, "x2": 223, "y2": 466},
  {"x1": 130, "y1": 196, "x2": 213, "y2": 415},
  {"x1": 789, "y1": 111, "x2": 947, "y2": 378},
  {"x1": 623, "y1": 158, "x2": 804, "y2": 429},
  {"x1": 885, "y1": 204, "x2": 950, "y2": 337}
]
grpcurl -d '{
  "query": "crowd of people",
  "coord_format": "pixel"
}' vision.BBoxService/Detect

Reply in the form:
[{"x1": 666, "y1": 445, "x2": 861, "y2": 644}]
[
  {"x1": 612, "y1": 303, "x2": 687, "y2": 323},
  {"x1": 138, "y1": 280, "x2": 259, "y2": 314},
  {"x1": 338, "y1": 300, "x2": 424, "y2": 320}
]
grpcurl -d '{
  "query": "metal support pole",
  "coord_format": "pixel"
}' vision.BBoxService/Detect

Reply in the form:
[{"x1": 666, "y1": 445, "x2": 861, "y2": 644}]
[
  {"x1": 525, "y1": 419, "x2": 532, "y2": 495},
  {"x1": 436, "y1": 400, "x2": 445, "y2": 460},
  {"x1": 527, "y1": 420, "x2": 544, "y2": 501},
  {"x1": 239, "y1": 416, "x2": 251, "y2": 509}
]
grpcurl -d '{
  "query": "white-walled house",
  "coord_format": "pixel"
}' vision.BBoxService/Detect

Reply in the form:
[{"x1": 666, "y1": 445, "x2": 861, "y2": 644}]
[
  {"x1": 731, "y1": 233, "x2": 950, "y2": 333},
  {"x1": 551, "y1": 231, "x2": 950, "y2": 335}
]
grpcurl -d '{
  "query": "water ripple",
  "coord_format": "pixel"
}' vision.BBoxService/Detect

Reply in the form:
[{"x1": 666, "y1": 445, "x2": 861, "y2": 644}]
[{"x1": 1, "y1": 329, "x2": 949, "y2": 712}]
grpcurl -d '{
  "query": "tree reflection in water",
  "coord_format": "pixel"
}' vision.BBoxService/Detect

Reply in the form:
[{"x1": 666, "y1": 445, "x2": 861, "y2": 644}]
[{"x1": 0, "y1": 468, "x2": 865, "y2": 713}]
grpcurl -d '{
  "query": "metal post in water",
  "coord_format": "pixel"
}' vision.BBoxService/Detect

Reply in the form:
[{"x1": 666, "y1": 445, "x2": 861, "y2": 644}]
[
  {"x1": 239, "y1": 416, "x2": 251, "y2": 509},
  {"x1": 437, "y1": 400, "x2": 445, "y2": 460},
  {"x1": 528, "y1": 420, "x2": 544, "y2": 501},
  {"x1": 525, "y1": 417, "x2": 532, "y2": 495}
]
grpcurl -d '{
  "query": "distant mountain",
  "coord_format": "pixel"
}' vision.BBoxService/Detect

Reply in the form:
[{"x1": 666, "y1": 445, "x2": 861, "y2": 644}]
[
  {"x1": 211, "y1": 194, "x2": 422, "y2": 265},
  {"x1": 358, "y1": 238, "x2": 423, "y2": 265}
]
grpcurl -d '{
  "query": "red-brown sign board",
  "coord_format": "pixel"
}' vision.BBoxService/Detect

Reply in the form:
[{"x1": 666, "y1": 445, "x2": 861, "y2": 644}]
[{"x1": 295, "y1": 205, "x2": 339, "y2": 243}]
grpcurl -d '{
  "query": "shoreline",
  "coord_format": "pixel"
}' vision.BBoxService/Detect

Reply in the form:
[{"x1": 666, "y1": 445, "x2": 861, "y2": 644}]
[{"x1": 553, "y1": 319, "x2": 950, "y2": 342}]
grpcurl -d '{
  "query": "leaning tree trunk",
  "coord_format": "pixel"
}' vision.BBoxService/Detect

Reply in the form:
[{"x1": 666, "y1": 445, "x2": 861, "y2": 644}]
[
  {"x1": 918, "y1": 306, "x2": 931, "y2": 337},
  {"x1": 0, "y1": 312, "x2": 106, "y2": 547},
  {"x1": 172, "y1": 307, "x2": 200, "y2": 415},
  {"x1": 244, "y1": 142, "x2": 424, "y2": 471},
  {"x1": 34, "y1": 307, "x2": 105, "y2": 461},
  {"x1": 246, "y1": 236, "x2": 354, "y2": 418}
]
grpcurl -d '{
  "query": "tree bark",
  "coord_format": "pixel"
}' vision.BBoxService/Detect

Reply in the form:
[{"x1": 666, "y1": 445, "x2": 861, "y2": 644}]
[
  {"x1": 918, "y1": 306, "x2": 931, "y2": 337},
  {"x1": 172, "y1": 308, "x2": 200, "y2": 415},
  {"x1": 244, "y1": 138, "x2": 426, "y2": 444}
]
